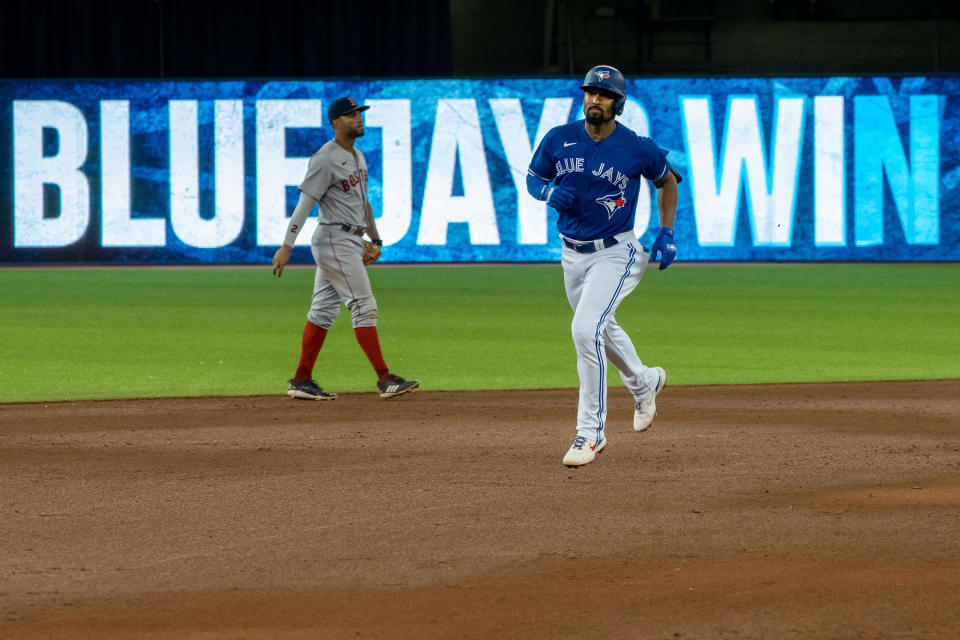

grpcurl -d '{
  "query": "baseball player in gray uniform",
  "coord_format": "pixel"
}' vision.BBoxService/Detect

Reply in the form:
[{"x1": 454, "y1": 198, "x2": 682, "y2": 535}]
[{"x1": 271, "y1": 96, "x2": 419, "y2": 400}]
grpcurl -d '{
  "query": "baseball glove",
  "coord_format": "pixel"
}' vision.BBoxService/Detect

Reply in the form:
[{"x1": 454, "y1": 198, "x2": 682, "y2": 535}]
[{"x1": 362, "y1": 240, "x2": 382, "y2": 265}]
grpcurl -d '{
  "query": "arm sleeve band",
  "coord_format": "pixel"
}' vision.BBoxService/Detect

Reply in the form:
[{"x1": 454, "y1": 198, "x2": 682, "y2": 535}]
[
  {"x1": 526, "y1": 171, "x2": 550, "y2": 201},
  {"x1": 283, "y1": 191, "x2": 318, "y2": 247}
]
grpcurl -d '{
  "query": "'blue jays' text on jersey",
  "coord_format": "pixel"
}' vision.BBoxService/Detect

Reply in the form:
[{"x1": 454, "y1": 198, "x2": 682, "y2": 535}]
[{"x1": 528, "y1": 120, "x2": 670, "y2": 241}]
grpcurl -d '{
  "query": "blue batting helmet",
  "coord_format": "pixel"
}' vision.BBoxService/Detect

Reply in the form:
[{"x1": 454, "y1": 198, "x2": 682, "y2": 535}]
[{"x1": 580, "y1": 65, "x2": 627, "y2": 115}]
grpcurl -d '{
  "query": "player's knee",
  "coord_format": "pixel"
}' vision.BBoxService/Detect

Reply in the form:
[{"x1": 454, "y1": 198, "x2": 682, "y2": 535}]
[
  {"x1": 307, "y1": 308, "x2": 337, "y2": 329},
  {"x1": 570, "y1": 317, "x2": 600, "y2": 351},
  {"x1": 349, "y1": 295, "x2": 378, "y2": 327}
]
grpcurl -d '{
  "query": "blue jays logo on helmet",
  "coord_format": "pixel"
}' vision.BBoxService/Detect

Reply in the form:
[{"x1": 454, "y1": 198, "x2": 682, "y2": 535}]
[
  {"x1": 580, "y1": 65, "x2": 627, "y2": 116},
  {"x1": 596, "y1": 191, "x2": 627, "y2": 219}
]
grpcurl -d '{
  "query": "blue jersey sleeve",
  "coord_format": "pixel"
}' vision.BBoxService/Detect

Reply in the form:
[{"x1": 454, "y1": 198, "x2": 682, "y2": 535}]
[
  {"x1": 528, "y1": 129, "x2": 557, "y2": 181},
  {"x1": 637, "y1": 136, "x2": 670, "y2": 184}
]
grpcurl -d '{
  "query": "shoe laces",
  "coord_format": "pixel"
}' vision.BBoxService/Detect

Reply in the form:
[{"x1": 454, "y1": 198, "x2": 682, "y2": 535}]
[{"x1": 571, "y1": 435, "x2": 588, "y2": 451}]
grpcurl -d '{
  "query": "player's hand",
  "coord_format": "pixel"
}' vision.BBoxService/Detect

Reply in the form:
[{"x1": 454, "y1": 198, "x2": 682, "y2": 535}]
[
  {"x1": 651, "y1": 227, "x2": 676, "y2": 271},
  {"x1": 362, "y1": 241, "x2": 382, "y2": 266},
  {"x1": 272, "y1": 244, "x2": 292, "y2": 277},
  {"x1": 544, "y1": 185, "x2": 575, "y2": 210}
]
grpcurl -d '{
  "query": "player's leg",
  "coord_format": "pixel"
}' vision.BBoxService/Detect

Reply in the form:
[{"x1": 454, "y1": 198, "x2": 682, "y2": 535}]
[
  {"x1": 562, "y1": 252, "x2": 585, "y2": 312},
  {"x1": 568, "y1": 240, "x2": 644, "y2": 446},
  {"x1": 603, "y1": 315, "x2": 662, "y2": 398},
  {"x1": 319, "y1": 228, "x2": 418, "y2": 398},
  {"x1": 601, "y1": 244, "x2": 659, "y2": 399},
  {"x1": 287, "y1": 256, "x2": 342, "y2": 400},
  {"x1": 561, "y1": 250, "x2": 610, "y2": 465},
  {"x1": 302, "y1": 262, "x2": 342, "y2": 366},
  {"x1": 599, "y1": 248, "x2": 665, "y2": 430},
  {"x1": 569, "y1": 253, "x2": 651, "y2": 397},
  {"x1": 316, "y1": 228, "x2": 381, "y2": 374}
]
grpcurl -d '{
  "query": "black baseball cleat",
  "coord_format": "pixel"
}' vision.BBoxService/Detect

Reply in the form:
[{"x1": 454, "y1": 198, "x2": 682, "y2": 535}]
[
  {"x1": 287, "y1": 378, "x2": 337, "y2": 400},
  {"x1": 377, "y1": 374, "x2": 419, "y2": 399}
]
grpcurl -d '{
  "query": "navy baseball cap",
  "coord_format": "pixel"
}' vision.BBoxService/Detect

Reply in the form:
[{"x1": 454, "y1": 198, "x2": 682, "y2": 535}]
[{"x1": 328, "y1": 96, "x2": 370, "y2": 121}]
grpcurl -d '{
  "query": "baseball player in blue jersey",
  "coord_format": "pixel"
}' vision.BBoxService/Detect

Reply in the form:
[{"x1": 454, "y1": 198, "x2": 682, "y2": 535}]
[{"x1": 526, "y1": 65, "x2": 679, "y2": 467}]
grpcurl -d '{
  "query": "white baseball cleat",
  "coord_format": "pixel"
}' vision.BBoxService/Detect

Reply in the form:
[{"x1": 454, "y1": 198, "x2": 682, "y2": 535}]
[
  {"x1": 563, "y1": 434, "x2": 605, "y2": 467},
  {"x1": 634, "y1": 367, "x2": 666, "y2": 431}
]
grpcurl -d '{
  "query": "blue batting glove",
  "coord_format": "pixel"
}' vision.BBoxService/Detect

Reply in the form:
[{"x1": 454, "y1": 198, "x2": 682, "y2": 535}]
[
  {"x1": 543, "y1": 185, "x2": 575, "y2": 210},
  {"x1": 651, "y1": 227, "x2": 676, "y2": 270}
]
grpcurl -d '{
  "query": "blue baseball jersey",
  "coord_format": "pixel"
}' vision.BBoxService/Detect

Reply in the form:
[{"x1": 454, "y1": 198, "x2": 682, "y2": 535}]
[{"x1": 528, "y1": 120, "x2": 670, "y2": 241}]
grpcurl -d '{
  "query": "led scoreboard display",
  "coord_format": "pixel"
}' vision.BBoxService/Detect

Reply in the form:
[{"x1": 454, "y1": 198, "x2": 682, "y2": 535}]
[{"x1": 1, "y1": 77, "x2": 957, "y2": 263}]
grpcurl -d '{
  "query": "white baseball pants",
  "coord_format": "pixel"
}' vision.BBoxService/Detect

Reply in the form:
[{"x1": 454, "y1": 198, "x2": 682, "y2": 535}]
[{"x1": 561, "y1": 231, "x2": 662, "y2": 445}]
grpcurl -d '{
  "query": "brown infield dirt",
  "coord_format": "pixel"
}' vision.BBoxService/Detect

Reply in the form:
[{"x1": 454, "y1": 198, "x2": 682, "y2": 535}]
[{"x1": 1, "y1": 380, "x2": 959, "y2": 640}]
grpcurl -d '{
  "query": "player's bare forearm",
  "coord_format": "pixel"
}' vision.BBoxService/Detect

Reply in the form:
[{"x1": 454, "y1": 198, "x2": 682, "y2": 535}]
[{"x1": 656, "y1": 171, "x2": 678, "y2": 229}]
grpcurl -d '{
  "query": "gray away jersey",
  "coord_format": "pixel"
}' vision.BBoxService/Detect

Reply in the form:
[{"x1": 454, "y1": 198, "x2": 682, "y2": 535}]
[{"x1": 298, "y1": 139, "x2": 369, "y2": 230}]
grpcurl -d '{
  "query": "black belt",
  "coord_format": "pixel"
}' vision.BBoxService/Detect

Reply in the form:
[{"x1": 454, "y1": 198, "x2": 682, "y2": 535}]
[
  {"x1": 333, "y1": 223, "x2": 365, "y2": 236},
  {"x1": 562, "y1": 235, "x2": 619, "y2": 254}
]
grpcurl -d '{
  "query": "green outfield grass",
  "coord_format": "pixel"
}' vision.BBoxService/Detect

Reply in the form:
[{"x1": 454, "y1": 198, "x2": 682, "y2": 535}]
[{"x1": 1, "y1": 263, "x2": 958, "y2": 403}]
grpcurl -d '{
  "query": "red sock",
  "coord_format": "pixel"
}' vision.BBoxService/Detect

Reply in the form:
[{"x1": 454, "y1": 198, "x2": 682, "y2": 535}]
[
  {"x1": 354, "y1": 326, "x2": 390, "y2": 382},
  {"x1": 293, "y1": 321, "x2": 327, "y2": 382}
]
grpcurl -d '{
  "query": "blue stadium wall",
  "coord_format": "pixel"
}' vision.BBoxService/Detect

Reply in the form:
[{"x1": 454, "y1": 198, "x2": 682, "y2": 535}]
[{"x1": 1, "y1": 77, "x2": 958, "y2": 263}]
